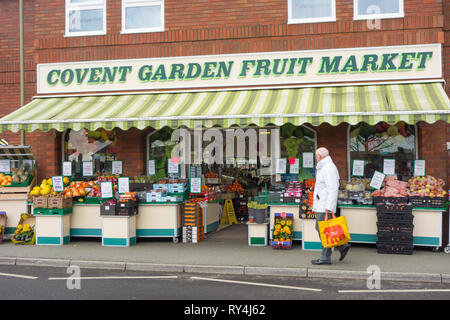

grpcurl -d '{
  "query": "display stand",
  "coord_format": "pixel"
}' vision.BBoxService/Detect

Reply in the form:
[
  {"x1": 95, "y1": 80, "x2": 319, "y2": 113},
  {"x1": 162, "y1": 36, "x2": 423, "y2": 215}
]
[
  {"x1": 247, "y1": 222, "x2": 268, "y2": 246},
  {"x1": 203, "y1": 201, "x2": 221, "y2": 234},
  {"x1": 35, "y1": 213, "x2": 71, "y2": 245},
  {"x1": 136, "y1": 203, "x2": 181, "y2": 243},
  {"x1": 301, "y1": 219, "x2": 322, "y2": 251},
  {"x1": 339, "y1": 205, "x2": 444, "y2": 250},
  {"x1": 102, "y1": 214, "x2": 136, "y2": 247},
  {"x1": 269, "y1": 203, "x2": 302, "y2": 240},
  {"x1": 70, "y1": 204, "x2": 102, "y2": 237}
]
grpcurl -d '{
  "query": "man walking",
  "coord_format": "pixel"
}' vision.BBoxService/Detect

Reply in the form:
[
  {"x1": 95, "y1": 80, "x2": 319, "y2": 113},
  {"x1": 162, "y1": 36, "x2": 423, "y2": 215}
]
[{"x1": 311, "y1": 147, "x2": 350, "y2": 265}]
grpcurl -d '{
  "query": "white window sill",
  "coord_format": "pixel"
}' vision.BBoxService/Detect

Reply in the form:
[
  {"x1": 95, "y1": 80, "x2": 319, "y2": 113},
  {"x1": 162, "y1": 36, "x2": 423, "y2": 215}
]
[
  {"x1": 353, "y1": 13, "x2": 404, "y2": 21},
  {"x1": 64, "y1": 31, "x2": 107, "y2": 38},
  {"x1": 288, "y1": 17, "x2": 336, "y2": 25},
  {"x1": 120, "y1": 28, "x2": 164, "y2": 34}
]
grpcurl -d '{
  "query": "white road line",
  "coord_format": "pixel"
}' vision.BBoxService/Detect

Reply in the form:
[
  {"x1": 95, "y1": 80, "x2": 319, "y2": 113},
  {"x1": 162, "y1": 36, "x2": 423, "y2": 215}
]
[
  {"x1": 190, "y1": 276, "x2": 322, "y2": 292},
  {"x1": 339, "y1": 289, "x2": 450, "y2": 294},
  {"x1": 0, "y1": 272, "x2": 38, "y2": 280},
  {"x1": 48, "y1": 275, "x2": 178, "y2": 280}
]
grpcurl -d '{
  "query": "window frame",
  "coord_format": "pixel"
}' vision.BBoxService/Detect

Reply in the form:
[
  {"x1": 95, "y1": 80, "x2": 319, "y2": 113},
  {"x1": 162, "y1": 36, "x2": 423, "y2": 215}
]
[
  {"x1": 65, "y1": 0, "x2": 107, "y2": 37},
  {"x1": 121, "y1": 0, "x2": 165, "y2": 34},
  {"x1": 287, "y1": 0, "x2": 336, "y2": 25},
  {"x1": 353, "y1": 0, "x2": 404, "y2": 21}
]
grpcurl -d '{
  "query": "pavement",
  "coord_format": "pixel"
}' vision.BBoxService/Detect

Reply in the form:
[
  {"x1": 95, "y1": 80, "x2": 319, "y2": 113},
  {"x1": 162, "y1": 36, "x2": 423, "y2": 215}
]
[{"x1": 1, "y1": 223, "x2": 449, "y2": 284}]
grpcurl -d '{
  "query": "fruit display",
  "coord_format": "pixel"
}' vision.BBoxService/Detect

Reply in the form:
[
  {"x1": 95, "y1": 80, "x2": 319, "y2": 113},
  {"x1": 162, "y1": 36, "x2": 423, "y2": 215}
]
[
  {"x1": 227, "y1": 180, "x2": 244, "y2": 194},
  {"x1": 407, "y1": 176, "x2": 446, "y2": 197},
  {"x1": 204, "y1": 171, "x2": 218, "y2": 178},
  {"x1": 30, "y1": 178, "x2": 57, "y2": 196},
  {"x1": 300, "y1": 179, "x2": 315, "y2": 219},
  {"x1": 64, "y1": 180, "x2": 94, "y2": 199},
  {"x1": 0, "y1": 165, "x2": 33, "y2": 186},
  {"x1": 371, "y1": 176, "x2": 408, "y2": 198}
]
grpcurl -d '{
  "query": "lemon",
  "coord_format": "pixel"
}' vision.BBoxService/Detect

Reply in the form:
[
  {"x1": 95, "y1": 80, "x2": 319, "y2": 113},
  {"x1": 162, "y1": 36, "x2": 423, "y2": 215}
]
[
  {"x1": 41, "y1": 179, "x2": 47, "y2": 185},
  {"x1": 47, "y1": 178, "x2": 52, "y2": 186},
  {"x1": 63, "y1": 177, "x2": 70, "y2": 185}
]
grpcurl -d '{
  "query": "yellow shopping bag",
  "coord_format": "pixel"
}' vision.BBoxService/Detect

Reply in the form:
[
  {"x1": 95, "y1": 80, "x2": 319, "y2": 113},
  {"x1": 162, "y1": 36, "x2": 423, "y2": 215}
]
[{"x1": 318, "y1": 212, "x2": 351, "y2": 249}]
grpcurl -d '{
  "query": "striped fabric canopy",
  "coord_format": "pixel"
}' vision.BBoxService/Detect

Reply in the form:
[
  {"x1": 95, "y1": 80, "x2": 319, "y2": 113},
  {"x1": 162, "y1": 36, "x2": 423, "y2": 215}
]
[{"x1": 0, "y1": 82, "x2": 449, "y2": 132}]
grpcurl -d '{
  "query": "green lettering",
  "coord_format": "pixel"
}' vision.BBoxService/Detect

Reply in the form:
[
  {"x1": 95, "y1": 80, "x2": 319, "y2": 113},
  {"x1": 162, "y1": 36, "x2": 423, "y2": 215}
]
[
  {"x1": 101, "y1": 66, "x2": 118, "y2": 83},
  {"x1": 272, "y1": 59, "x2": 288, "y2": 76},
  {"x1": 168, "y1": 64, "x2": 185, "y2": 80},
  {"x1": 254, "y1": 59, "x2": 271, "y2": 77},
  {"x1": 286, "y1": 58, "x2": 299, "y2": 76},
  {"x1": 216, "y1": 61, "x2": 234, "y2": 78},
  {"x1": 151, "y1": 64, "x2": 167, "y2": 81},
  {"x1": 398, "y1": 52, "x2": 416, "y2": 71},
  {"x1": 75, "y1": 68, "x2": 90, "y2": 84},
  {"x1": 47, "y1": 69, "x2": 60, "y2": 86},
  {"x1": 318, "y1": 56, "x2": 342, "y2": 74},
  {"x1": 185, "y1": 63, "x2": 202, "y2": 80},
  {"x1": 60, "y1": 69, "x2": 74, "y2": 85},
  {"x1": 239, "y1": 60, "x2": 256, "y2": 77},
  {"x1": 340, "y1": 56, "x2": 359, "y2": 73},
  {"x1": 201, "y1": 62, "x2": 217, "y2": 79},
  {"x1": 118, "y1": 66, "x2": 132, "y2": 82},
  {"x1": 379, "y1": 53, "x2": 398, "y2": 71},
  {"x1": 138, "y1": 65, "x2": 152, "y2": 82},
  {"x1": 87, "y1": 67, "x2": 102, "y2": 84},
  {"x1": 416, "y1": 52, "x2": 433, "y2": 70},
  {"x1": 297, "y1": 57, "x2": 313, "y2": 75},
  {"x1": 360, "y1": 54, "x2": 379, "y2": 72}
]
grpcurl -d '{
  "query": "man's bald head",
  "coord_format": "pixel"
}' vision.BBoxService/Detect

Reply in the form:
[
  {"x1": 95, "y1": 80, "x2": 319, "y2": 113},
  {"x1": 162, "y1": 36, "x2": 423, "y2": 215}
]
[{"x1": 315, "y1": 147, "x2": 329, "y2": 162}]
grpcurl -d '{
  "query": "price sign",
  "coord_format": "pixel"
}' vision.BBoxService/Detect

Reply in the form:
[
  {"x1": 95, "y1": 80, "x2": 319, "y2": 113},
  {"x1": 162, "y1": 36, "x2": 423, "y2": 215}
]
[
  {"x1": 383, "y1": 159, "x2": 396, "y2": 175},
  {"x1": 0, "y1": 160, "x2": 11, "y2": 173},
  {"x1": 370, "y1": 171, "x2": 386, "y2": 190},
  {"x1": 352, "y1": 160, "x2": 365, "y2": 177},
  {"x1": 118, "y1": 177, "x2": 130, "y2": 194},
  {"x1": 167, "y1": 158, "x2": 179, "y2": 174},
  {"x1": 52, "y1": 176, "x2": 64, "y2": 192},
  {"x1": 62, "y1": 161, "x2": 72, "y2": 176},
  {"x1": 148, "y1": 160, "x2": 156, "y2": 175},
  {"x1": 112, "y1": 161, "x2": 123, "y2": 175},
  {"x1": 302, "y1": 152, "x2": 314, "y2": 168},
  {"x1": 289, "y1": 158, "x2": 299, "y2": 174},
  {"x1": 101, "y1": 181, "x2": 113, "y2": 198},
  {"x1": 190, "y1": 177, "x2": 202, "y2": 194},
  {"x1": 414, "y1": 160, "x2": 426, "y2": 177},
  {"x1": 276, "y1": 158, "x2": 287, "y2": 174},
  {"x1": 82, "y1": 161, "x2": 94, "y2": 177}
]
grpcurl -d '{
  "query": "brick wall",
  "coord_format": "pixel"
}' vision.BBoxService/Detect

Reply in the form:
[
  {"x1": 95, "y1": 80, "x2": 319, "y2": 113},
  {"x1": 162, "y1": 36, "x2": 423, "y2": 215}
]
[{"x1": 0, "y1": 0, "x2": 449, "y2": 182}]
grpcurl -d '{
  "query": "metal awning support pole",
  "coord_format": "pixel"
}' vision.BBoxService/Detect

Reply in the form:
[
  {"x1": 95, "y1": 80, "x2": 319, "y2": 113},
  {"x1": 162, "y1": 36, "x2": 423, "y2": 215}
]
[{"x1": 19, "y1": 0, "x2": 25, "y2": 145}]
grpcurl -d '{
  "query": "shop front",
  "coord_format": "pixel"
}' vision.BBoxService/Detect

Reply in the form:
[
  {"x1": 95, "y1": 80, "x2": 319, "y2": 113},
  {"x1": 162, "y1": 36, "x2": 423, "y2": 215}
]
[{"x1": 0, "y1": 44, "x2": 449, "y2": 253}]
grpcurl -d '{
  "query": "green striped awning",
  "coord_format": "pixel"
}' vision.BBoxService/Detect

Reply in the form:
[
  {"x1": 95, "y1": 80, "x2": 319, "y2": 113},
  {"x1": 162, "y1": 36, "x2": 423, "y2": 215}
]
[
  {"x1": 0, "y1": 146, "x2": 34, "y2": 160},
  {"x1": 0, "y1": 82, "x2": 449, "y2": 132}
]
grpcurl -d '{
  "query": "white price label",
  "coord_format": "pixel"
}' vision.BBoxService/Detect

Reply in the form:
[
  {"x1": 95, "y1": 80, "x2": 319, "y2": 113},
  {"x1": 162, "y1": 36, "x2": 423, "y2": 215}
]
[
  {"x1": 101, "y1": 181, "x2": 113, "y2": 198},
  {"x1": 82, "y1": 161, "x2": 94, "y2": 177},
  {"x1": 168, "y1": 159, "x2": 179, "y2": 174},
  {"x1": 276, "y1": 158, "x2": 287, "y2": 174},
  {"x1": 383, "y1": 159, "x2": 396, "y2": 176},
  {"x1": 0, "y1": 160, "x2": 11, "y2": 173},
  {"x1": 370, "y1": 171, "x2": 386, "y2": 190},
  {"x1": 112, "y1": 161, "x2": 123, "y2": 175},
  {"x1": 352, "y1": 160, "x2": 365, "y2": 177},
  {"x1": 302, "y1": 152, "x2": 314, "y2": 168},
  {"x1": 414, "y1": 160, "x2": 426, "y2": 177},
  {"x1": 289, "y1": 159, "x2": 299, "y2": 174},
  {"x1": 118, "y1": 177, "x2": 130, "y2": 194},
  {"x1": 63, "y1": 161, "x2": 72, "y2": 176},
  {"x1": 190, "y1": 177, "x2": 202, "y2": 194},
  {"x1": 52, "y1": 176, "x2": 64, "y2": 192},
  {"x1": 148, "y1": 160, "x2": 156, "y2": 175}
]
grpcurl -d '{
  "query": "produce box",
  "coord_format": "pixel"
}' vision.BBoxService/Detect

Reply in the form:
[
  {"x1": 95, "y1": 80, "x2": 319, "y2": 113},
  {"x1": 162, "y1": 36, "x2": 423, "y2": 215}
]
[
  {"x1": 47, "y1": 196, "x2": 73, "y2": 209},
  {"x1": 373, "y1": 196, "x2": 408, "y2": 205},
  {"x1": 409, "y1": 196, "x2": 447, "y2": 208},
  {"x1": 100, "y1": 201, "x2": 117, "y2": 216},
  {"x1": 116, "y1": 207, "x2": 137, "y2": 216},
  {"x1": 33, "y1": 207, "x2": 72, "y2": 216},
  {"x1": 33, "y1": 196, "x2": 48, "y2": 208}
]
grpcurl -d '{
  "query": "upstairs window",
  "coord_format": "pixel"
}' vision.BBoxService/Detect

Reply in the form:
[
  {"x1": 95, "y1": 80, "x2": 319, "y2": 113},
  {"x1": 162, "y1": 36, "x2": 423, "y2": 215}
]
[
  {"x1": 288, "y1": 0, "x2": 336, "y2": 24},
  {"x1": 122, "y1": 0, "x2": 164, "y2": 34},
  {"x1": 354, "y1": 0, "x2": 404, "y2": 20},
  {"x1": 65, "y1": 0, "x2": 106, "y2": 37}
]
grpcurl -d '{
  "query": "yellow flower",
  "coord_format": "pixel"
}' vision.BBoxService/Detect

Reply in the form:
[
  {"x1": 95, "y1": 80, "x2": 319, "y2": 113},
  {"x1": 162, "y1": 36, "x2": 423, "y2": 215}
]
[
  {"x1": 273, "y1": 230, "x2": 279, "y2": 236},
  {"x1": 286, "y1": 221, "x2": 292, "y2": 226},
  {"x1": 275, "y1": 224, "x2": 281, "y2": 230},
  {"x1": 23, "y1": 224, "x2": 30, "y2": 232},
  {"x1": 17, "y1": 224, "x2": 23, "y2": 230},
  {"x1": 281, "y1": 221, "x2": 286, "y2": 225}
]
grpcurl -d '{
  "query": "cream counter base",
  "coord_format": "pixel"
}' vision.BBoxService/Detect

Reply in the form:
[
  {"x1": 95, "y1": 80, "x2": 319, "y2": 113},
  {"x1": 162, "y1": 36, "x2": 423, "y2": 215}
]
[
  {"x1": 36, "y1": 214, "x2": 71, "y2": 245},
  {"x1": 248, "y1": 222, "x2": 268, "y2": 246},
  {"x1": 340, "y1": 206, "x2": 443, "y2": 249},
  {"x1": 102, "y1": 215, "x2": 136, "y2": 247},
  {"x1": 70, "y1": 204, "x2": 102, "y2": 237},
  {"x1": 136, "y1": 203, "x2": 181, "y2": 243}
]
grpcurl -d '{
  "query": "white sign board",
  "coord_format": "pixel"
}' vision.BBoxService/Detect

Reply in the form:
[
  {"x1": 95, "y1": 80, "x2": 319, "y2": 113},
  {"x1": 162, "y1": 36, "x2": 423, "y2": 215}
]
[
  {"x1": 118, "y1": 177, "x2": 130, "y2": 194},
  {"x1": 370, "y1": 171, "x2": 386, "y2": 190},
  {"x1": 52, "y1": 176, "x2": 64, "y2": 192},
  {"x1": 63, "y1": 161, "x2": 72, "y2": 176},
  {"x1": 111, "y1": 161, "x2": 123, "y2": 175},
  {"x1": 302, "y1": 152, "x2": 314, "y2": 168},
  {"x1": 0, "y1": 160, "x2": 11, "y2": 173},
  {"x1": 352, "y1": 160, "x2": 365, "y2": 177},
  {"x1": 82, "y1": 161, "x2": 94, "y2": 177},
  {"x1": 101, "y1": 181, "x2": 113, "y2": 198},
  {"x1": 148, "y1": 160, "x2": 156, "y2": 175},
  {"x1": 383, "y1": 159, "x2": 396, "y2": 176},
  {"x1": 168, "y1": 159, "x2": 179, "y2": 174},
  {"x1": 276, "y1": 158, "x2": 287, "y2": 174},
  {"x1": 289, "y1": 158, "x2": 300, "y2": 174},
  {"x1": 414, "y1": 160, "x2": 426, "y2": 177},
  {"x1": 190, "y1": 177, "x2": 202, "y2": 194}
]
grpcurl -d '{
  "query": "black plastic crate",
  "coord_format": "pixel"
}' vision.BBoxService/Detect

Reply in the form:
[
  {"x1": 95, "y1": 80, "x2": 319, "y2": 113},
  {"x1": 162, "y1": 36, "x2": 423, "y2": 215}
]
[
  {"x1": 409, "y1": 196, "x2": 446, "y2": 208},
  {"x1": 376, "y1": 203, "x2": 413, "y2": 214},
  {"x1": 373, "y1": 196, "x2": 409, "y2": 205},
  {"x1": 377, "y1": 222, "x2": 414, "y2": 234},
  {"x1": 376, "y1": 232, "x2": 413, "y2": 243},
  {"x1": 376, "y1": 213, "x2": 414, "y2": 224},
  {"x1": 376, "y1": 242, "x2": 414, "y2": 255}
]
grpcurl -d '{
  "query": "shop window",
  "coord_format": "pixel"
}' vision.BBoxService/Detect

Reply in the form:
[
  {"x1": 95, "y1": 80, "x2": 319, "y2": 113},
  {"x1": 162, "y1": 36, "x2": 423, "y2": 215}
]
[
  {"x1": 122, "y1": 0, "x2": 164, "y2": 34},
  {"x1": 354, "y1": 0, "x2": 404, "y2": 20},
  {"x1": 63, "y1": 128, "x2": 118, "y2": 177},
  {"x1": 348, "y1": 122, "x2": 416, "y2": 181},
  {"x1": 65, "y1": 0, "x2": 106, "y2": 37},
  {"x1": 288, "y1": 0, "x2": 336, "y2": 24}
]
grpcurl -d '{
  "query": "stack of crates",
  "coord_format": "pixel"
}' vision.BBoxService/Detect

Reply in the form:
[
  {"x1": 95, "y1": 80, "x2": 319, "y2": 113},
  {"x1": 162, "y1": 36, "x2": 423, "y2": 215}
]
[
  {"x1": 376, "y1": 202, "x2": 414, "y2": 255},
  {"x1": 233, "y1": 192, "x2": 248, "y2": 222},
  {"x1": 182, "y1": 202, "x2": 204, "y2": 243}
]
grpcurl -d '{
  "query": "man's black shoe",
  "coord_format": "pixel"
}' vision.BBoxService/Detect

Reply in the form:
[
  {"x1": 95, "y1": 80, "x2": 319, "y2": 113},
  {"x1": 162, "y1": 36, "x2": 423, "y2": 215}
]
[
  {"x1": 339, "y1": 244, "x2": 351, "y2": 261},
  {"x1": 311, "y1": 259, "x2": 331, "y2": 265}
]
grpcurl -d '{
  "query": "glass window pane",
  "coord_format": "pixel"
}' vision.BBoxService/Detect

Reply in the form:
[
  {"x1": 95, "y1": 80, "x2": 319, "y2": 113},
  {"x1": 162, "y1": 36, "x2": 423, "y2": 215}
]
[
  {"x1": 291, "y1": 0, "x2": 332, "y2": 20},
  {"x1": 349, "y1": 122, "x2": 415, "y2": 180},
  {"x1": 69, "y1": 9, "x2": 103, "y2": 33},
  {"x1": 126, "y1": 5, "x2": 161, "y2": 30},
  {"x1": 357, "y1": 0, "x2": 400, "y2": 16}
]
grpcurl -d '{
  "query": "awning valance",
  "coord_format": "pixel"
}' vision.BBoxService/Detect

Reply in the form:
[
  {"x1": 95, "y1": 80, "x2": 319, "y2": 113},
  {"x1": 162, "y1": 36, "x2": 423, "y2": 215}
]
[{"x1": 0, "y1": 82, "x2": 449, "y2": 133}]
